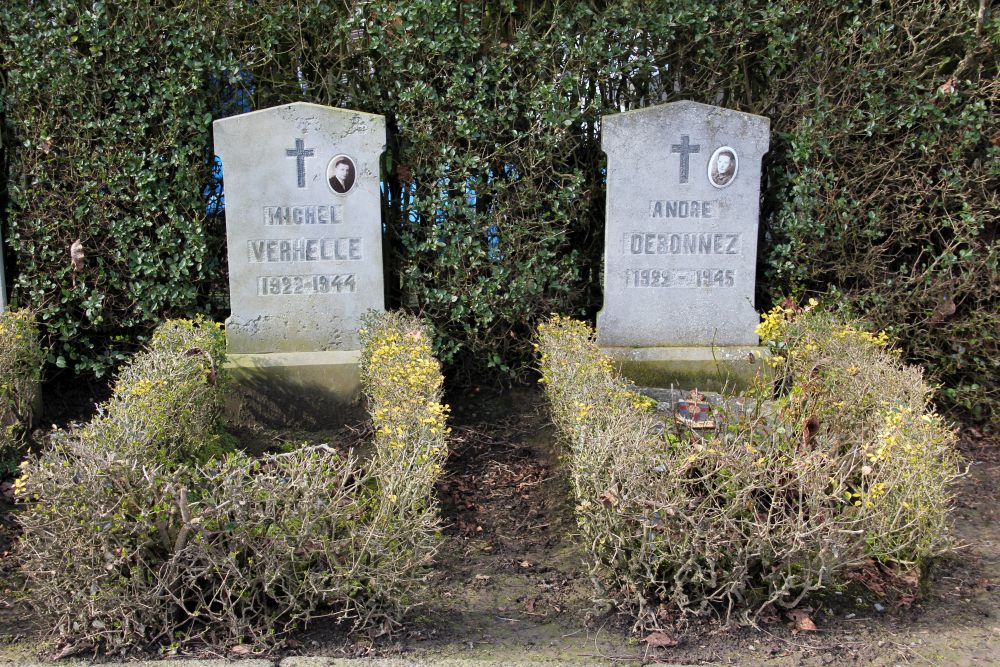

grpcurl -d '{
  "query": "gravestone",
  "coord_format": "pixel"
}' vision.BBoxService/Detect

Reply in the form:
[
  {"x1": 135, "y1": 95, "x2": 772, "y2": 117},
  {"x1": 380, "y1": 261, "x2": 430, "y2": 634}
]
[
  {"x1": 597, "y1": 101, "x2": 770, "y2": 391},
  {"x1": 214, "y1": 102, "x2": 385, "y2": 426}
]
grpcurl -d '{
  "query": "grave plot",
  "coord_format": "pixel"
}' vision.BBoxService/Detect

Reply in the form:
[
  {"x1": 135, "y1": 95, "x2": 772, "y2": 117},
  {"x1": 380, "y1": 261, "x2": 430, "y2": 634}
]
[{"x1": 10, "y1": 312, "x2": 448, "y2": 656}]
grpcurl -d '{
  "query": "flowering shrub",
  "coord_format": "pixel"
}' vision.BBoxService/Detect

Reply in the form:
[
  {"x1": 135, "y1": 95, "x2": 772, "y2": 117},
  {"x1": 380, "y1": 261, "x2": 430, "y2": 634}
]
[
  {"x1": 17, "y1": 313, "x2": 449, "y2": 655},
  {"x1": 83, "y1": 316, "x2": 230, "y2": 465},
  {"x1": 536, "y1": 314, "x2": 655, "y2": 439},
  {"x1": 761, "y1": 306, "x2": 963, "y2": 566},
  {"x1": 537, "y1": 312, "x2": 962, "y2": 628},
  {"x1": 0, "y1": 309, "x2": 43, "y2": 471},
  {"x1": 757, "y1": 303, "x2": 922, "y2": 440},
  {"x1": 358, "y1": 310, "x2": 450, "y2": 626},
  {"x1": 360, "y1": 310, "x2": 450, "y2": 515}
]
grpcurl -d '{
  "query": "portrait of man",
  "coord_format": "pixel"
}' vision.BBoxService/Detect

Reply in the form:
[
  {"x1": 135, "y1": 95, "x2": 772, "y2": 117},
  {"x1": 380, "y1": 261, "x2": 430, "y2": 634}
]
[
  {"x1": 327, "y1": 155, "x2": 356, "y2": 194},
  {"x1": 708, "y1": 147, "x2": 738, "y2": 188}
]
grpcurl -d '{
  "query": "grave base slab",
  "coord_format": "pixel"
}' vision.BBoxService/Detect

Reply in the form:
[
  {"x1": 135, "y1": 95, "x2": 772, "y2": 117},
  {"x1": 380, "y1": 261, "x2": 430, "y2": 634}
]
[
  {"x1": 223, "y1": 350, "x2": 364, "y2": 429},
  {"x1": 600, "y1": 345, "x2": 769, "y2": 393}
]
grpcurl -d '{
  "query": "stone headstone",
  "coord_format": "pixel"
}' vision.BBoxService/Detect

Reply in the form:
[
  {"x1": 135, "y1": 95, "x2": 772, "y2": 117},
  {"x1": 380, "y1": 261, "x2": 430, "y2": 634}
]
[
  {"x1": 597, "y1": 101, "x2": 770, "y2": 390},
  {"x1": 214, "y1": 102, "x2": 385, "y2": 353},
  {"x1": 213, "y1": 102, "x2": 385, "y2": 425}
]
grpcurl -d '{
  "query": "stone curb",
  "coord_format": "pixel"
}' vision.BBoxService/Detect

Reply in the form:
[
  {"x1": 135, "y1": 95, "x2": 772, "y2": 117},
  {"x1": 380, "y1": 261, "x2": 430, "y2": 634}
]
[{"x1": 4, "y1": 657, "x2": 704, "y2": 667}]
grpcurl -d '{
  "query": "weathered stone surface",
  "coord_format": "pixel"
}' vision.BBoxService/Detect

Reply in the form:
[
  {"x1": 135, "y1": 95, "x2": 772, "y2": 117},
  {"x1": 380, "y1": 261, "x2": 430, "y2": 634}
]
[
  {"x1": 597, "y1": 101, "x2": 770, "y2": 348},
  {"x1": 222, "y1": 350, "x2": 364, "y2": 429},
  {"x1": 607, "y1": 345, "x2": 767, "y2": 394},
  {"x1": 214, "y1": 102, "x2": 385, "y2": 354},
  {"x1": 634, "y1": 385, "x2": 762, "y2": 417}
]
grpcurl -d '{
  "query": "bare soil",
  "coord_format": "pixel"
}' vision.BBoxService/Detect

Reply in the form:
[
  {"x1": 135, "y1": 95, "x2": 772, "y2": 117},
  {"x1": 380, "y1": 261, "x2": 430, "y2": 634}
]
[{"x1": 2, "y1": 386, "x2": 999, "y2": 665}]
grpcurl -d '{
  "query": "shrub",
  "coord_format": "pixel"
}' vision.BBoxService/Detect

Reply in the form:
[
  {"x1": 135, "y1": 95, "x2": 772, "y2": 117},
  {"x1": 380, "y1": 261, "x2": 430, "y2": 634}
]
[
  {"x1": 17, "y1": 313, "x2": 447, "y2": 654},
  {"x1": 0, "y1": 0, "x2": 243, "y2": 377},
  {"x1": 3, "y1": 0, "x2": 995, "y2": 422},
  {"x1": 18, "y1": 441, "x2": 399, "y2": 652},
  {"x1": 359, "y1": 310, "x2": 450, "y2": 526},
  {"x1": 358, "y1": 310, "x2": 451, "y2": 625},
  {"x1": 537, "y1": 312, "x2": 963, "y2": 627},
  {"x1": 536, "y1": 315, "x2": 654, "y2": 438},
  {"x1": 760, "y1": 1, "x2": 999, "y2": 425},
  {"x1": 0, "y1": 309, "x2": 43, "y2": 472},
  {"x1": 757, "y1": 303, "x2": 927, "y2": 441},
  {"x1": 83, "y1": 317, "x2": 229, "y2": 465},
  {"x1": 759, "y1": 304, "x2": 964, "y2": 567}
]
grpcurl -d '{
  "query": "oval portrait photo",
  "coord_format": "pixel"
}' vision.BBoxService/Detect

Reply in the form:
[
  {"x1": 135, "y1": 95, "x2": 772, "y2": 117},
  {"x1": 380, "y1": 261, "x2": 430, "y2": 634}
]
[
  {"x1": 708, "y1": 147, "x2": 738, "y2": 189},
  {"x1": 327, "y1": 154, "x2": 357, "y2": 195}
]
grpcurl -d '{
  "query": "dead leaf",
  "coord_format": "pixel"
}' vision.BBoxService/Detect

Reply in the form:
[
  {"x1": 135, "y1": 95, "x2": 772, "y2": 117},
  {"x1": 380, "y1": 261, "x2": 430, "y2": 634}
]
[
  {"x1": 598, "y1": 489, "x2": 620, "y2": 507},
  {"x1": 938, "y1": 77, "x2": 957, "y2": 94},
  {"x1": 882, "y1": 561, "x2": 920, "y2": 589},
  {"x1": 929, "y1": 292, "x2": 957, "y2": 324},
  {"x1": 788, "y1": 609, "x2": 817, "y2": 632},
  {"x1": 801, "y1": 416, "x2": 819, "y2": 448},
  {"x1": 70, "y1": 239, "x2": 85, "y2": 286},
  {"x1": 230, "y1": 645, "x2": 254, "y2": 656},
  {"x1": 643, "y1": 631, "x2": 678, "y2": 648},
  {"x1": 655, "y1": 604, "x2": 675, "y2": 623},
  {"x1": 39, "y1": 137, "x2": 54, "y2": 154},
  {"x1": 51, "y1": 643, "x2": 92, "y2": 661},
  {"x1": 395, "y1": 164, "x2": 413, "y2": 183},
  {"x1": 846, "y1": 559, "x2": 885, "y2": 594},
  {"x1": 70, "y1": 239, "x2": 84, "y2": 268},
  {"x1": 780, "y1": 296, "x2": 803, "y2": 313},
  {"x1": 756, "y1": 604, "x2": 780, "y2": 625}
]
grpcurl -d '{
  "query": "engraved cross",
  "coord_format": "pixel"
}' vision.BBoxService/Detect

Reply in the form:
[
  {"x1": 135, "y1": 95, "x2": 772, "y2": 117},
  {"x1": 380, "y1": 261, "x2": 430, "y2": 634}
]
[
  {"x1": 670, "y1": 135, "x2": 700, "y2": 184},
  {"x1": 285, "y1": 138, "x2": 314, "y2": 188}
]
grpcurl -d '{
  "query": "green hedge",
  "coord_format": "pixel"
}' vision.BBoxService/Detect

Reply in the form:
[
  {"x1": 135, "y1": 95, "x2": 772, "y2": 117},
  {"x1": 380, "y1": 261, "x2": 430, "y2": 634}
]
[
  {"x1": 761, "y1": 1, "x2": 999, "y2": 425},
  {"x1": 2, "y1": 0, "x2": 996, "y2": 422},
  {"x1": 0, "y1": 1, "x2": 241, "y2": 374}
]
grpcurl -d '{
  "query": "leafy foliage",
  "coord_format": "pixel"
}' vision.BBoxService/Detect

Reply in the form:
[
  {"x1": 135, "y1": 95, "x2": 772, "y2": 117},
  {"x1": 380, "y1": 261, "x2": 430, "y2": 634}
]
[
  {"x1": 760, "y1": 1, "x2": 999, "y2": 424},
  {"x1": 82, "y1": 316, "x2": 229, "y2": 465},
  {"x1": 760, "y1": 306, "x2": 964, "y2": 566},
  {"x1": 360, "y1": 310, "x2": 450, "y2": 515},
  {"x1": 0, "y1": 309, "x2": 42, "y2": 472},
  {"x1": 538, "y1": 312, "x2": 963, "y2": 627},
  {"x1": 1, "y1": 0, "x2": 996, "y2": 421},
  {"x1": 0, "y1": 0, "x2": 241, "y2": 375}
]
